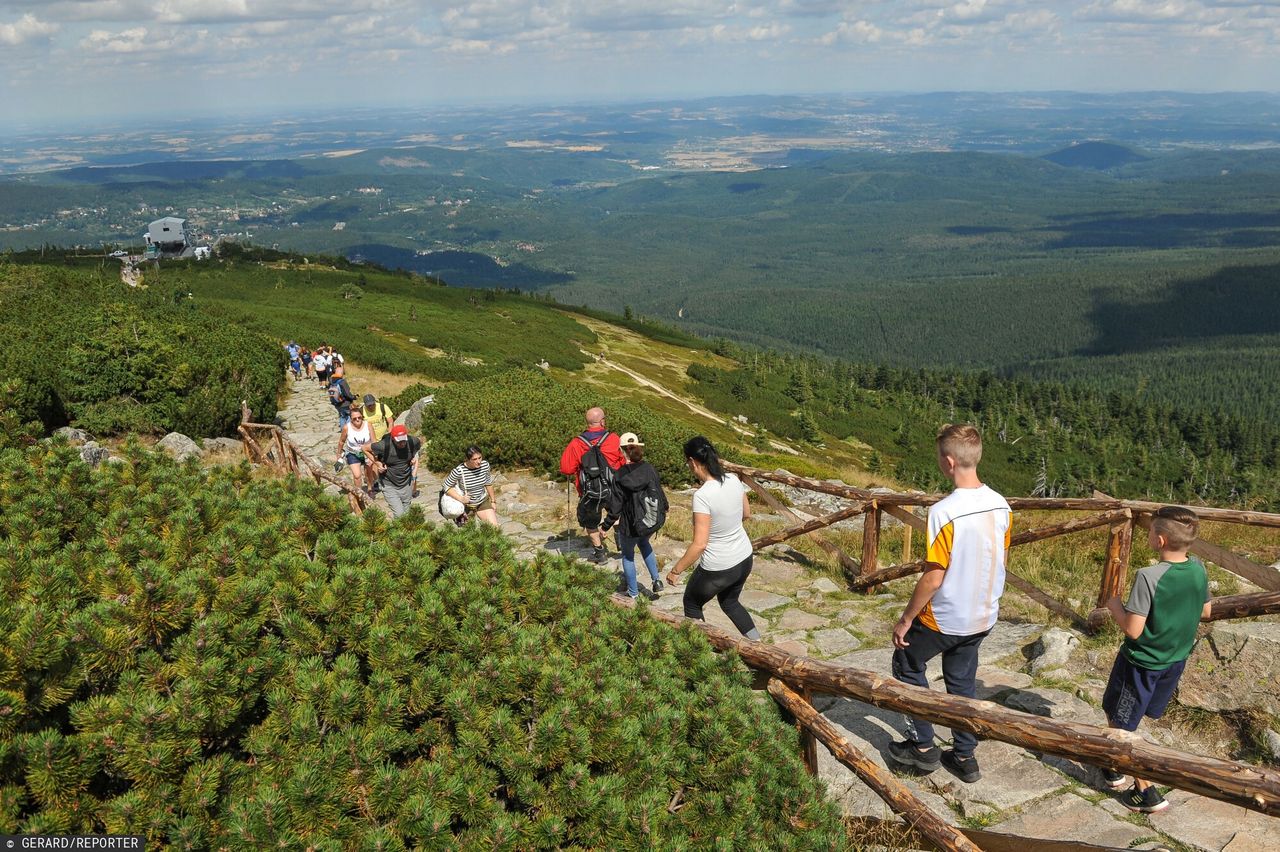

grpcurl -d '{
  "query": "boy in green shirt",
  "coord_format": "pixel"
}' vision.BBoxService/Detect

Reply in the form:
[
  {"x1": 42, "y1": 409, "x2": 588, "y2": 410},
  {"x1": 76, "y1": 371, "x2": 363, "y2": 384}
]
[{"x1": 1101, "y1": 505, "x2": 1210, "y2": 813}]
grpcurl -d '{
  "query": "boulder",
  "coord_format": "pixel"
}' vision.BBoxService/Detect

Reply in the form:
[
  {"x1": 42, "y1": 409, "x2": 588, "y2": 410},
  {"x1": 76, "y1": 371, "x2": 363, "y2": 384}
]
[
  {"x1": 398, "y1": 395, "x2": 435, "y2": 432},
  {"x1": 157, "y1": 432, "x2": 201, "y2": 461},
  {"x1": 978, "y1": 622, "x2": 1044, "y2": 666},
  {"x1": 1178, "y1": 621, "x2": 1280, "y2": 715},
  {"x1": 1266, "y1": 729, "x2": 1280, "y2": 764},
  {"x1": 1029, "y1": 626, "x2": 1080, "y2": 674},
  {"x1": 202, "y1": 437, "x2": 244, "y2": 456},
  {"x1": 54, "y1": 426, "x2": 93, "y2": 444},
  {"x1": 79, "y1": 442, "x2": 111, "y2": 468}
]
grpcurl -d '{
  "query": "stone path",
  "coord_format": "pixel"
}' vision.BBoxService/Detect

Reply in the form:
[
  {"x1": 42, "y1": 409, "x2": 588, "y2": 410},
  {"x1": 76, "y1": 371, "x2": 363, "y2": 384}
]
[{"x1": 275, "y1": 376, "x2": 1279, "y2": 852}]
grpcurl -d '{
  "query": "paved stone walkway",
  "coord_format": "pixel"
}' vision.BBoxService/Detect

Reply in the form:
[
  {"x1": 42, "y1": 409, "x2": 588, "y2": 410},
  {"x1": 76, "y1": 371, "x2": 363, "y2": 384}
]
[{"x1": 275, "y1": 376, "x2": 1279, "y2": 852}]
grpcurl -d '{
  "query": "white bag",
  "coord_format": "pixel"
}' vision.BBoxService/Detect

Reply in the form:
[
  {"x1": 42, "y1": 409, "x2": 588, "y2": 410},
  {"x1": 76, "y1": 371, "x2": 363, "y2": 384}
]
[{"x1": 438, "y1": 491, "x2": 466, "y2": 519}]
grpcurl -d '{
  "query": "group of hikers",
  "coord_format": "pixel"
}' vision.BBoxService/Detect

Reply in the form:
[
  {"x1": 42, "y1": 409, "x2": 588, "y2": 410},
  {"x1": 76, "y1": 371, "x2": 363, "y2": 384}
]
[
  {"x1": 285, "y1": 341, "x2": 344, "y2": 384},
  {"x1": 559, "y1": 414, "x2": 1208, "y2": 814},
  {"x1": 286, "y1": 349, "x2": 1210, "y2": 813}
]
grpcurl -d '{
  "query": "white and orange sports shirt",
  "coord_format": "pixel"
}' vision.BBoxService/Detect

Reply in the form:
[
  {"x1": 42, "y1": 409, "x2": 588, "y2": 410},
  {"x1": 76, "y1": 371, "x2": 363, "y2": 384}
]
[{"x1": 919, "y1": 484, "x2": 1012, "y2": 636}]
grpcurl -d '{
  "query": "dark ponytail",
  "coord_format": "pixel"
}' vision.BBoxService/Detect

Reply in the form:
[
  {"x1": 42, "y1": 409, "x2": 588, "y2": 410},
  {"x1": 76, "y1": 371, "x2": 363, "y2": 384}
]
[{"x1": 683, "y1": 435, "x2": 725, "y2": 483}]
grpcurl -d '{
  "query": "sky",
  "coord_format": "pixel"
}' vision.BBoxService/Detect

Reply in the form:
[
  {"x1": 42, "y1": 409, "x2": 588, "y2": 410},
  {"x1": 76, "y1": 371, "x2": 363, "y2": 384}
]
[{"x1": 3, "y1": 1, "x2": 1278, "y2": 125}]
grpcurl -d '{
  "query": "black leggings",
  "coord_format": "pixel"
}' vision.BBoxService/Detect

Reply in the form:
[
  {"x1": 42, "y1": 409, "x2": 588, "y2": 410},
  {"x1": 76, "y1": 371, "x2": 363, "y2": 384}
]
[{"x1": 683, "y1": 554, "x2": 756, "y2": 636}]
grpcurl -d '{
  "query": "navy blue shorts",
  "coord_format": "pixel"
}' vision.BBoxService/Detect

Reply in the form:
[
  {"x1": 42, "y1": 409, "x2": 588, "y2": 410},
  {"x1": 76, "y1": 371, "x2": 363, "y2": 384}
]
[{"x1": 1102, "y1": 654, "x2": 1185, "y2": 731}]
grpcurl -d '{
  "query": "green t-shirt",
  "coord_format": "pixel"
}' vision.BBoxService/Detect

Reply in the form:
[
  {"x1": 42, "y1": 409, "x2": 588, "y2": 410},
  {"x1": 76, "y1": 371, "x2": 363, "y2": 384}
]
[{"x1": 1121, "y1": 557, "x2": 1209, "y2": 670}]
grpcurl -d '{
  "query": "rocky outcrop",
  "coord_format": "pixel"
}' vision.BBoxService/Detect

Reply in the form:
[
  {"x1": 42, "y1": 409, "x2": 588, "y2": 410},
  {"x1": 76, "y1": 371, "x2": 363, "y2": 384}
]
[
  {"x1": 54, "y1": 427, "x2": 94, "y2": 444},
  {"x1": 1028, "y1": 626, "x2": 1079, "y2": 674},
  {"x1": 79, "y1": 441, "x2": 111, "y2": 467},
  {"x1": 397, "y1": 395, "x2": 435, "y2": 433},
  {"x1": 1178, "y1": 621, "x2": 1280, "y2": 715},
  {"x1": 157, "y1": 432, "x2": 201, "y2": 462},
  {"x1": 202, "y1": 437, "x2": 245, "y2": 457}
]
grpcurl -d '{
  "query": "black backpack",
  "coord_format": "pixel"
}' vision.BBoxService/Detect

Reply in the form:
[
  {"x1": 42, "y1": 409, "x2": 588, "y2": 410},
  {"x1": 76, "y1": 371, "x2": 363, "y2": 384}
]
[
  {"x1": 630, "y1": 474, "x2": 668, "y2": 537},
  {"x1": 577, "y1": 433, "x2": 615, "y2": 500}
]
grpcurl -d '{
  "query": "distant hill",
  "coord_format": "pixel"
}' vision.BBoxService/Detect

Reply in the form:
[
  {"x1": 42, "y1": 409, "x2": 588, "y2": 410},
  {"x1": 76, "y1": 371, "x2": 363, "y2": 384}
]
[{"x1": 1042, "y1": 141, "x2": 1149, "y2": 170}]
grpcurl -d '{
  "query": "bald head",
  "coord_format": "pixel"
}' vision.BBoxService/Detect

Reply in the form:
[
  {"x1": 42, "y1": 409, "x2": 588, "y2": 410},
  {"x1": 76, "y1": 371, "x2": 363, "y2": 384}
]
[{"x1": 585, "y1": 407, "x2": 605, "y2": 428}]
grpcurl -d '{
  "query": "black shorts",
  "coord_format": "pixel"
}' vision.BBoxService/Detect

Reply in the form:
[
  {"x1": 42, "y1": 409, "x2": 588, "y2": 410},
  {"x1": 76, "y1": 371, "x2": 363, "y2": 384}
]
[
  {"x1": 1102, "y1": 654, "x2": 1185, "y2": 731},
  {"x1": 577, "y1": 497, "x2": 606, "y2": 531}
]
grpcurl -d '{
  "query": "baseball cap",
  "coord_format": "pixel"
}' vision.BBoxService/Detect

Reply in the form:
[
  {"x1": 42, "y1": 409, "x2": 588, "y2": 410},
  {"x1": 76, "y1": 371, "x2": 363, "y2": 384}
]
[
  {"x1": 619, "y1": 432, "x2": 643, "y2": 447},
  {"x1": 363, "y1": 393, "x2": 376, "y2": 405},
  {"x1": 390, "y1": 425, "x2": 408, "y2": 441}
]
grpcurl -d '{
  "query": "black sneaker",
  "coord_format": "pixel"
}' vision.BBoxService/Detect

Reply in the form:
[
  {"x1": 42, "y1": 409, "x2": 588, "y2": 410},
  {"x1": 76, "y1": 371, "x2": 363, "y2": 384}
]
[
  {"x1": 1119, "y1": 784, "x2": 1168, "y2": 813},
  {"x1": 887, "y1": 740, "x2": 941, "y2": 773},
  {"x1": 591, "y1": 546, "x2": 608, "y2": 564},
  {"x1": 941, "y1": 750, "x2": 981, "y2": 783},
  {"x1": 651, "y1": 578, "x2": 665, "y2": 594},
  {"x1": 1102, "y1": 769, "x2": 1127, "y2": 790}
]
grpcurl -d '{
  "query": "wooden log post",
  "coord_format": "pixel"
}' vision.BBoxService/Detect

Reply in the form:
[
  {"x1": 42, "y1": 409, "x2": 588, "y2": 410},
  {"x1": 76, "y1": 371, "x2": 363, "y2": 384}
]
[
  {"x1": 849, "y1": 560, "x2": 930, "y2": 591},
  {"x1": 767, "y1": 679, "x2": 981, "y2": 852},
  {"x1": 741, "y1": 474, "x2": 862, "y2": 580},
  {"x1": 860, "y1": 504, "x2": 881, "y2": 583},
  {"x1": 901, "y1": 523, "x2": 913, "y2": 564},
  {"x1": 1096, "y1": 511, "x2": 1134, "y2": 609},
  {"x1": 613, "y1": 595, "x2": 1280, "y2": 816}
]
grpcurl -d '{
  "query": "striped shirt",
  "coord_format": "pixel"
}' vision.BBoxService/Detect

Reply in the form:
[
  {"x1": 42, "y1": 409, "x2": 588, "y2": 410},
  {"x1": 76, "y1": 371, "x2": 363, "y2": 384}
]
[
  {"x1": 444, "y1": 461, "x2": 493, "y2": 503},
  {"x1": 920, "y1": 484, "x2": 1012, "y2": 636}
]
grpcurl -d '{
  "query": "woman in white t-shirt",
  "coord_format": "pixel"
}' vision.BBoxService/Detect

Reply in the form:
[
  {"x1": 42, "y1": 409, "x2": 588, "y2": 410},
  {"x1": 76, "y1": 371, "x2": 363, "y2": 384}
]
[{"x1": 665, "y1": 436, "x2": 761, "y2": 640}]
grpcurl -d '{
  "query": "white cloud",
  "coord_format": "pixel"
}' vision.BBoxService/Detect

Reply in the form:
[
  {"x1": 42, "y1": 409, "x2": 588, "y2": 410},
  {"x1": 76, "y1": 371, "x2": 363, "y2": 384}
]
[
  {"x1": 0, "y1": 12, "x2": 58, "y2": 44},
  {"x1": 818, "y1": 19, "x2": 882, "y2": 44}
]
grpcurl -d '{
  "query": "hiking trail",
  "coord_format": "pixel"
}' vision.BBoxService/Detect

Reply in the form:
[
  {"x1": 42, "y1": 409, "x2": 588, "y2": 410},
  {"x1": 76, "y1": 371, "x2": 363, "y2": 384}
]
[{"x1": 274, "y1": 376, "x2": 1276, "y2": 851}]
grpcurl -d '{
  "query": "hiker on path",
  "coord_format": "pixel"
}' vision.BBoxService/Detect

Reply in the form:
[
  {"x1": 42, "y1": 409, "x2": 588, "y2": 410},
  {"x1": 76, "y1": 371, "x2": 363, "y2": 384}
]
[
  {"x1": 301, "y1": 347, "x2": 314, "y2": 380},
  {"x1": 286, "y1": 341, "x2": 302, "y2": 381},
  {"x1": 335, "y1": 406, "x2": 376, "y2": 496},
  {"x1": 327, "y1": 366, "x2": 356, "y2": 427},
  {"x1": 369, "y1": 424, "x2": 422, "y2": 518},
  {"x1": 559, "y1": 406, "x2": 624, "y2": 563},
  {"x1": 887, "y1": 424, "x2": 1011, "y2": 784},
  {"x1": 664, "y1": 436, "x2": 761, "y2": 640},
  {"x1": 1099, "y1": 505, "x2": 1210, "y2": 813},
  {"x1": 361, "y1": 394, "x2": 395, "y2": 442},
  {"x1": 600, "y1": 432, "x2": 668, "y2": 598},
  {"x1": 443, "y1": 446, "x2": 498, "y2": 526},
  {"x1": 314, "y1": 347, "x2": 331, "y2": 387}
]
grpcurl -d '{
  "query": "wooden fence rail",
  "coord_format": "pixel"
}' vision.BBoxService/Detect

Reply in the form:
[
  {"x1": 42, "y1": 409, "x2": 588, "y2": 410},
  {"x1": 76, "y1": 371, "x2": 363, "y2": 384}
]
[
  {"x1": 726, "y1": 463, "x2": 1280, "y2": 633},
  {"x1": 615, "y1": 594, "x2": 1280, "y2": 818},
  {"x1": 239, "y1": 403, "x2": 370, "y2": 513}
]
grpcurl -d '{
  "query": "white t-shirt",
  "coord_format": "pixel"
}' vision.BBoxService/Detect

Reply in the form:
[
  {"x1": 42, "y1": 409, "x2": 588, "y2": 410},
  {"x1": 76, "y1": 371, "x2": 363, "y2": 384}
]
[
  {"x1": 922, "y1": 484, "x2": 1012, "y2": 635},
  {"x1": 692, "y1": 473, "x2": 753, "y2": 571}
]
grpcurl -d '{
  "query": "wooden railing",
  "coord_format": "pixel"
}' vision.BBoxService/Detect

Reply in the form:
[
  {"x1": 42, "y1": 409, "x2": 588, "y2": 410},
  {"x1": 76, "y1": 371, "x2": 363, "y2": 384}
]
[
  {"x1": 227, "y1": 433, "x2": 1280, "y2": 849},
  {"x1": 238, "y1": 402, "x2": 371, "y2": 513},
  {"x1": 725, "y1": 462, "x2": 1280, "y2": 633}
]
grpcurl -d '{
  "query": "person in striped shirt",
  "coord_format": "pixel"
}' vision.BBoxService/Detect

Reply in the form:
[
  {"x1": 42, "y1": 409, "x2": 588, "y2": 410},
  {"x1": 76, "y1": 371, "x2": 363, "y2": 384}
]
[
  {"x1": 443, "y1": 445, "x2": 498, "y2": 526},
  {"x1": 887, "y1": 424, "x2": 1011, "y2": 784}
]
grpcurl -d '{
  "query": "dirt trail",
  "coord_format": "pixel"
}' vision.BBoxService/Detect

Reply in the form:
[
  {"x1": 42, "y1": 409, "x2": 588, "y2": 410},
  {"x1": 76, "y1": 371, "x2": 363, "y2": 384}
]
[{"x1": 581, "y1": 348, "x2": 798, "y2": 455}]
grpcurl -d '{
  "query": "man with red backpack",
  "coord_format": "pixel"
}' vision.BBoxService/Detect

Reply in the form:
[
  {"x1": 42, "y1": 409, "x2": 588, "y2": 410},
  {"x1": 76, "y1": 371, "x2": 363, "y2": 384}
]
[{"x1": 559, "y1": 406, "x2": 624, "y2": 564}]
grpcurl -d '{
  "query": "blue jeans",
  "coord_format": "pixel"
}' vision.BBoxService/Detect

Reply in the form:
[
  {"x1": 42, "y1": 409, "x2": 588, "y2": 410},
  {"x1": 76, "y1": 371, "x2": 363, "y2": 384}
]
[{"x1": 617, "y1": 532, "x2": 659, "y2": 597}]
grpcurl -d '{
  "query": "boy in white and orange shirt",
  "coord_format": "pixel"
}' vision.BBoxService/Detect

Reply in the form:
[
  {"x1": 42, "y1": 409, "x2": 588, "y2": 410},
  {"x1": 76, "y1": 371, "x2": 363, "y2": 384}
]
[{"x1": 887, "y1": 423, "x2": 1011, "y2": 783}]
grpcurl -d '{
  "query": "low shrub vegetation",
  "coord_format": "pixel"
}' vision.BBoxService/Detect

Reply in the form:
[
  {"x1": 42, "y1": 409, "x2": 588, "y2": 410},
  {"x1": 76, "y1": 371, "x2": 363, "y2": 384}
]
[
  {"x1": 0, "y1": 263, "x2": 282, "y2": 437},
  {"x1": 0, "y1": 438, "x2": 845, "y2": 848},
  {"x1": 406, "y1": 369, "x2": 693, "y2": 484}
]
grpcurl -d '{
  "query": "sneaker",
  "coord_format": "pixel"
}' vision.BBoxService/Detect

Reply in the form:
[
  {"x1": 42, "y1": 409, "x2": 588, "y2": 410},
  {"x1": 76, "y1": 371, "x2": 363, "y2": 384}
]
[
  {"x1": 1119, "y1": 784, "x2": 1168, "y2": 813},
  {"x1": 651, "y1": 578, "x2": 665, "y2": 594},
  {"x1": 1102, "y1": 769, "x2": 1128, "y2": 790},
  {"x1": 941, "y1": 750, "x2": 981, "y2": 783},
  {"x1": 886, "y1": 740, "x2": 941, "y2": 773},
  {"x1": 591, "y1": 546, "x2": 608, "y2": 564}
]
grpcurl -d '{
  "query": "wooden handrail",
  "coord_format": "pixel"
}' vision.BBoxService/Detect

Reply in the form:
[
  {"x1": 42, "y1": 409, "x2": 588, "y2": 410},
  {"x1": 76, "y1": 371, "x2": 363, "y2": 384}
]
[
  {"x1": 767, "y1": 678, "x2": 981, "y2": 852},
  {"x1": 614, "y1": 595, "x2": 1280, "y2": 817},
  {"x1": 727, "y1": 462, "x2": 1280, "y2": 528}
]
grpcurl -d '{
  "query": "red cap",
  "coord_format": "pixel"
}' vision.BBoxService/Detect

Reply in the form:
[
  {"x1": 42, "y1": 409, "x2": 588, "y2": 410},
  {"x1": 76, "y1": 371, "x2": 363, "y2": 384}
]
[{"x1": 390, "y1": 425, "x2": 408, "y2": 440}]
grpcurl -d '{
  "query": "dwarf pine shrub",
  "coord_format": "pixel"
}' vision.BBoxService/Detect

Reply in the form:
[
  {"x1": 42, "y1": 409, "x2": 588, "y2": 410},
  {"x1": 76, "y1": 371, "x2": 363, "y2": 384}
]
[
  {"x1": 400, "y1": 369, "x2": 691, "y2": 485},
  {"x1": 0, "y1": 439, "x2": 845, "y2": 848},
  {"x1": 0, "y1": 264, "x2": 283, "y2": 438}
]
